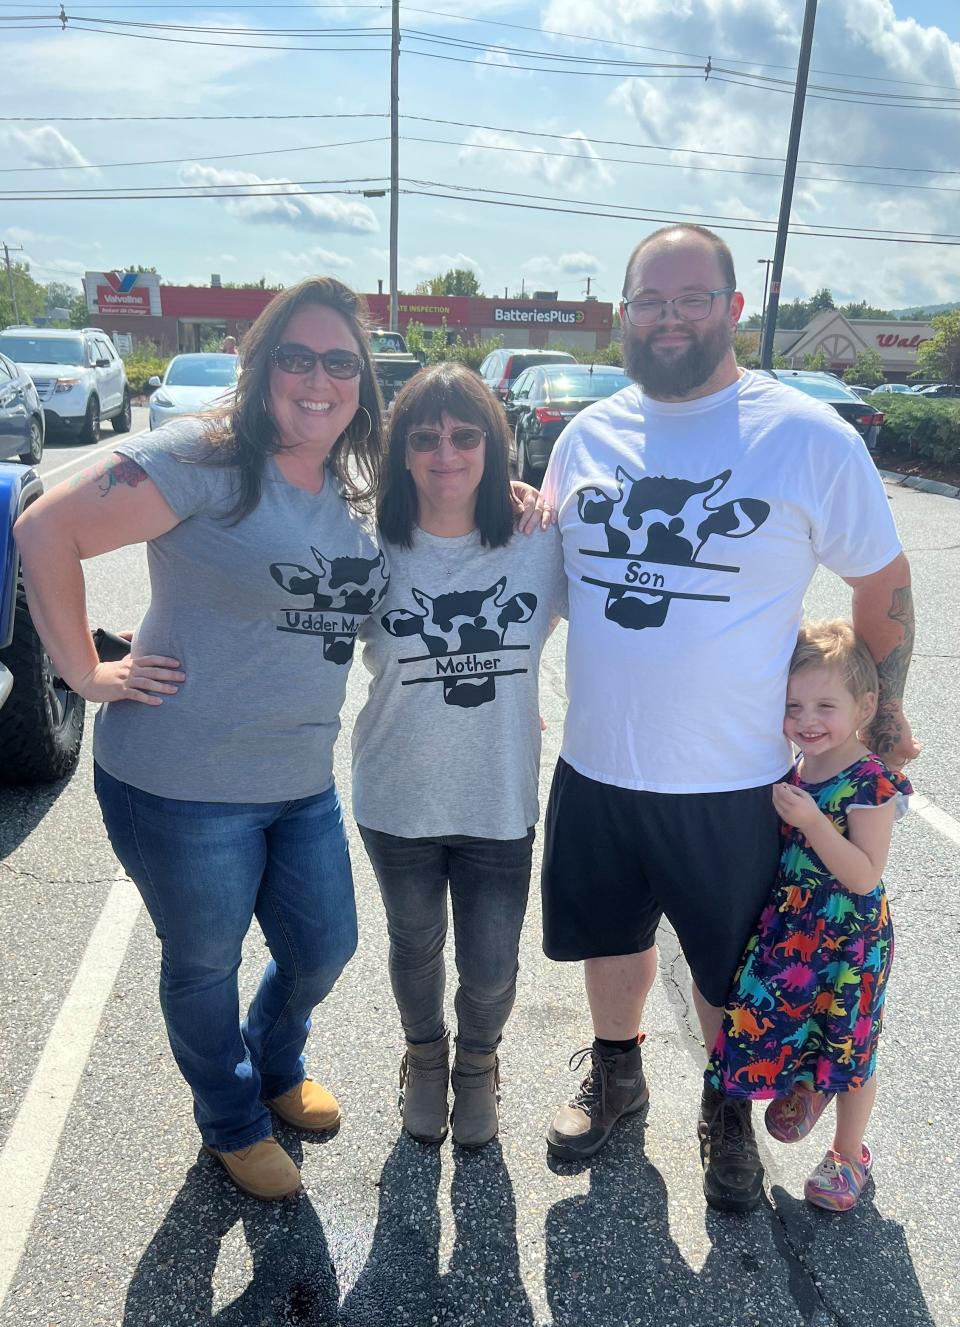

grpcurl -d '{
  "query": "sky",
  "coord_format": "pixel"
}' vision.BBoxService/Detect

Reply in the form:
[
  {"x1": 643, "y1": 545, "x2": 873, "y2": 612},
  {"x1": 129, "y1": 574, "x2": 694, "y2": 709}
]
[{"x1": 2, "y1": 0, "x2": 959, "y2": 319}]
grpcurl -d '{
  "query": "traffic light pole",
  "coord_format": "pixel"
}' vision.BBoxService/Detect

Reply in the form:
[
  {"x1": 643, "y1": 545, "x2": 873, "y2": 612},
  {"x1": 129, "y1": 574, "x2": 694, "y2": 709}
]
[{"x1": 759, "y1": 0, "x2": 818, "y2": 370}]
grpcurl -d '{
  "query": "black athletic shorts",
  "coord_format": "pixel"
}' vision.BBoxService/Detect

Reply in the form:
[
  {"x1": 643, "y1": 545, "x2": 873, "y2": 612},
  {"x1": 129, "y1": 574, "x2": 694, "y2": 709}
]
[{"x1": 541, "y1": 758, "x2": 783, "y2": 1008}]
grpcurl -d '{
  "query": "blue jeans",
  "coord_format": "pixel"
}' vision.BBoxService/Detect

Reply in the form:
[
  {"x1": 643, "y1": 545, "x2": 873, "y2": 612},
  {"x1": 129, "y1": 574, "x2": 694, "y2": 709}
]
[
  {"x1": 95, "y1": 764, "x2": 358, "y2": 1152},
  {"x1": 358, "y1": 826, "x2": 534, "y2": 1055}
]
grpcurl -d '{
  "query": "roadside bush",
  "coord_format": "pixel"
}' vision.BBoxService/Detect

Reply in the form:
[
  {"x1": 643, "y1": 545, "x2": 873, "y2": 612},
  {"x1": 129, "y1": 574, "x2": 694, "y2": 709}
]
[
  {"x1": 121, "y1": 340, "x2": 168, "y2": 394},
  {"x1": 870, "y1": 394, "x2": 960, "y2": 463}
]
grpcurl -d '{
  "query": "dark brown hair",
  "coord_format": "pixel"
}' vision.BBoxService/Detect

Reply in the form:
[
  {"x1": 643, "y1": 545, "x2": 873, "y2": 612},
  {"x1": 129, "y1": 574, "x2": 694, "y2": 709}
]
[
  {"x1": 377, "y1": 362, "x2": 514, "y2": 549},
  {"x1": 623, "y1": 224, "x2": 737, "y2": 297},
  {"x1": 201, "y1": 275, "x2": 384, "y2": 521}
]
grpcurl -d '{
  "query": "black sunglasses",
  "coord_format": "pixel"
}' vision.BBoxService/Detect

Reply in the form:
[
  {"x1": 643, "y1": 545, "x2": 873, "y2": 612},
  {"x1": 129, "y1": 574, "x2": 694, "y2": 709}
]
[{"x1": 271, "y1": 343, "x2": 363, "y2": 378}]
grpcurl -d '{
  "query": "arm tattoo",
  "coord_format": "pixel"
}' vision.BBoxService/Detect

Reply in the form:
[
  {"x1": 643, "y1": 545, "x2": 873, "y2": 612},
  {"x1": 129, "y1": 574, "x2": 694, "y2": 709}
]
[
  {"x1": 867, "y1": 585, "x2": 915, "y2": 756},
  {"x1": 93, "y1": 458, "x2": 149, "y2": 497}
]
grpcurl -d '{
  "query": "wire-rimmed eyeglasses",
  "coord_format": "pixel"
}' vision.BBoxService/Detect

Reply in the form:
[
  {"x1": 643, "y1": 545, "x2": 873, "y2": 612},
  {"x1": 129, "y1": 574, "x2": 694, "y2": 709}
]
[{"x1": 621, "y1": 287, "x2": 735, "y2": 328}]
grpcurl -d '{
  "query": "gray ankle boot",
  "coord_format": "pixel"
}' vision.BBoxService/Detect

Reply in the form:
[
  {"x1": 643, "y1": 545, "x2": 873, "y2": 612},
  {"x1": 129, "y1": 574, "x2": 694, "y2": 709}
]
[
  {"x1": 399, "y1": 1034, "x2": 450, "y2": 1144},
  {"x1": 451, "y1": 1045, "x2": 500, "y2": 1148}
]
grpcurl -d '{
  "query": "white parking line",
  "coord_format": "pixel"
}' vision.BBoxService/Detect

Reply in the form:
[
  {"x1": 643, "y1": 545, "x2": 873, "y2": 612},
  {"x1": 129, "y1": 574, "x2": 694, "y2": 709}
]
[
  {"x1": 39, "y1": 424, "x2": 150, "y2": 484},
  {"x1": 911, "y1": 793, "x2": 960, "y2": 848},
  {"x1": 0, "y1": 878, "x2": 141, "y2": 1308}
]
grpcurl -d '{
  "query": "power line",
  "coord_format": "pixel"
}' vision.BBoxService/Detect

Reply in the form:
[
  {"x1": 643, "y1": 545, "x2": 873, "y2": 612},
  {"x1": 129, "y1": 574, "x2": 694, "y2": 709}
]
[{"x1": 0, "y1": 135, "x2": 390, "y2": 173}]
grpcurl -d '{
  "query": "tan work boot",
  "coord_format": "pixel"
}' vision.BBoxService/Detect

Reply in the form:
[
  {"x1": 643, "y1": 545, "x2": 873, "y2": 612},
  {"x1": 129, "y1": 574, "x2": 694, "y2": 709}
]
[
  {"x1": 546, "y1": 1038, "x2": 649, "y2": 1161},
  {"x1": 451, "y1": 1045, "x2": 500, "y2": 1148},
  {"x1": 204, "y1": 1138, "x2": 302, "y2": 1200},
  {"x1": 399, "y1": 1034, "x2": 450, "y2": 1143},
  {"x1": 266, "y1": 1079, "x2": 341, "y2": 1132}
]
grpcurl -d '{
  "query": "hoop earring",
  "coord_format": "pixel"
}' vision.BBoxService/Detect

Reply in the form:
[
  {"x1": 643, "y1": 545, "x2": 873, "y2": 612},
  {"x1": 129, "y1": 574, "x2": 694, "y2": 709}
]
[{"x1": 351, "y1": 405, "x2": 373, "y2": 442}]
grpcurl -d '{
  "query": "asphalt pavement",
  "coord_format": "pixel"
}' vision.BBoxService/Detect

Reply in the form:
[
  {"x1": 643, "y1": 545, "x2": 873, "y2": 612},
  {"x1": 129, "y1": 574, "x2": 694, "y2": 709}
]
[{"x1": 0, "y1": 460, "x2": 957, "y2": 1326}]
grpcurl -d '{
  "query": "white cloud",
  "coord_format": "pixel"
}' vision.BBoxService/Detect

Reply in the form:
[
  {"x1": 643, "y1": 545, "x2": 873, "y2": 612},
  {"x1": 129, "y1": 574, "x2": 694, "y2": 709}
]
[
  {"x1": 459, "y1": 128, "x2": 611, "y2": 192},
  {"x1": 404, "y1": 251, "x2": 483, "y2": 279},
  {"x1": 281, "y1": 246, "x2": 355, "y2": 271},
  {"x1": 177, "y1": 164, "x2": 378, "y2": 235},
  {"x1": 558, "y1": 251, "x2": 603, "y2": 275},
  {"x1": 4, "y1": 126, "x2": 96, "y2": 172}
]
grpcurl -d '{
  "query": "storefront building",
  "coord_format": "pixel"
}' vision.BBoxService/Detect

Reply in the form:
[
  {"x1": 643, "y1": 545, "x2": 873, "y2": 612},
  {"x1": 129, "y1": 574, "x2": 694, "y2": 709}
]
[
  {"x1": 770, "y1": 309, "x2": 935, "y2": 382},
  {"x1": 83, "y1": 273, "x2": 614, "y2": 356}
]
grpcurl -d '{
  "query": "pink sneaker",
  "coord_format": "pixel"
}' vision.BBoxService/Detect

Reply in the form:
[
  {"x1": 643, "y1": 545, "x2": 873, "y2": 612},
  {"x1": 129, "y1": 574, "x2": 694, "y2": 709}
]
[
  {"x1": 765, "y1": 1087, "x2": 834, "y2": 1143},
  {"x1": 804, "y1": 1144, "x2": 873, "y2": 1212}
]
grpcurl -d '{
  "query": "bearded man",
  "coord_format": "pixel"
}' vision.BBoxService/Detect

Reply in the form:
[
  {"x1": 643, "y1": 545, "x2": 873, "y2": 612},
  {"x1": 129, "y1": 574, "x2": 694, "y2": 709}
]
[{"x1": 540, "y1": 223, "x2": 918, "y2": 1212}]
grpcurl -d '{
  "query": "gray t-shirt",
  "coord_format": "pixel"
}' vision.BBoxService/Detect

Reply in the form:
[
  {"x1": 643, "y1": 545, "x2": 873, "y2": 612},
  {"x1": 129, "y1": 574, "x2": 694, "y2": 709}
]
[
  {"x1": 351, "y1": 524, "x2": 567, "y2": 840},
  {"x1": 94, "y1": 420, "x2": 387, "y2": 802}
]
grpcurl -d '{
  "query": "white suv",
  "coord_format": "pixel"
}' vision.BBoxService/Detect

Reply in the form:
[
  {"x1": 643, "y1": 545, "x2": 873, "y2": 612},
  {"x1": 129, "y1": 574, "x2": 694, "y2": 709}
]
[{"x1": 0, "y1": 327, "x2": 131, "y2": 443}]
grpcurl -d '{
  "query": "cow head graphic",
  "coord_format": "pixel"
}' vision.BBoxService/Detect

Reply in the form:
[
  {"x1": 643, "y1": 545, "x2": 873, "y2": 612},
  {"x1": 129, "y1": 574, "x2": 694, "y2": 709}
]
[
  {"x1": 383, "y1": 576, "x2": 537, "y2": 708},
  {"x1": 577, "y1": 467, "x2": 770, "y2": 631},
  {"x1": 270, "y1": 547, "x2": 388, "y2": 662}
]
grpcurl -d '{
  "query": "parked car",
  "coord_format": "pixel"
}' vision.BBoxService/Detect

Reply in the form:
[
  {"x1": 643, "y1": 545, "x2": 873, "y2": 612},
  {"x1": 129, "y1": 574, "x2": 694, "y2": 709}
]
[
  {"x1": 871, "y1": 382, "x2": 914, "y2": 395},
  {"x1": 369, "y1": 330, "x2": 421, "y2": 406},
  {"x1": 148, "y1": 352, "x2": 240, "y2": 430},
  {"x1": 768, "y1": 370, "x2": 884, "y2": 449},
  {"x1": 505, "y1": 363, "x2": 632, "y2": 482},
  {"x1": 845, "y1": 385, "x2": 878, "y2": 401},
  {"x1": 912, "y1": 383, "x2": 960, "y2": 398},
  {"x1": 0, "y1": 351, "x2": 45, "y2": 465},
  {"x1": 0, "y1": 462, "x2": 85, "y2": 782},
  {"x1": 0, "y1": 327, "x2": 131, "y2": 443},
  {"x1": 479, "y1": 348, "x2": 576, "y2": 403}
]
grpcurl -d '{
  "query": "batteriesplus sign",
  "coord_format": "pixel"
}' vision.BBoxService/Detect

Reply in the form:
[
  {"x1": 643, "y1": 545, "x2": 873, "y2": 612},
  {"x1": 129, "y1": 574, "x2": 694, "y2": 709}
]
[{"x1": 493, "y1": 306, "x2": 585, "y2": 325}]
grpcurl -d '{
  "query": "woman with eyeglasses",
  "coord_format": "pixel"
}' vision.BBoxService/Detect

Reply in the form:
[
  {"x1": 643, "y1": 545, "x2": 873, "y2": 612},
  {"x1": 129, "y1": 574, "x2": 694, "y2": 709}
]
[
  {"x1": 351, "y1": 362, "x2": 566, "y2": 1149},
  {"x1": 14, "y1": 277, "x2": 387, "y2": 1201}
]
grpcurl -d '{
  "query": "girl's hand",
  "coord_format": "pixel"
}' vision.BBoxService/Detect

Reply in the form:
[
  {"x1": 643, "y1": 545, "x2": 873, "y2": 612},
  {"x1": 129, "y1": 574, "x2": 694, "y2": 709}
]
[
  {"x1": 75, "y1": 650, "x2": 185, "y2": 706},
  {"x1": 510, "y1": 480, "x2": 555, "y2": 533},
  {"x1": 772, "y1": 782, "x2": 822, "y2": 831}
]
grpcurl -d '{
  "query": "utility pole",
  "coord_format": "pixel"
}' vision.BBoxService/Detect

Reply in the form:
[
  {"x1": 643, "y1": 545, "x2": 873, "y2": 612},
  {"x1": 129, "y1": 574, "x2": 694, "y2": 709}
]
[
  {"x1": 2, "y1": 241, "x2": 23, "y2": 324},
  {"x1": 759, "y1": 0, "x2": 818, "y2": 371},
  {"x1": 389, "y1": 0, "x2": 400, "y2": 332},
  {"x1": 757, "y1": 258, "x2": 773, "y2": 357},
  {"x1": 584, "y1": 276, "x2": 592, "y2": 298}
]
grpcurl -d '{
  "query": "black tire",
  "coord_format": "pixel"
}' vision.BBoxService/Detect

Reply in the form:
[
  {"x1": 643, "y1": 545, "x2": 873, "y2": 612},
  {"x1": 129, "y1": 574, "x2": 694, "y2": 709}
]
[
  {"x1": 79, "y1": 395, "x2": 100, "y2": 444},
  {"x1": 0, "y1": 586, "x2": 85, "y2": 784},
  {"x1": 18, "y1": 416, "x2": 44, "y2": 466},
  {"x1": 517, "y1": 431, "x2": 543, "y2": 487},
  {"x1": 111, "y1": 388, "x2": 132, "y2": 434}
]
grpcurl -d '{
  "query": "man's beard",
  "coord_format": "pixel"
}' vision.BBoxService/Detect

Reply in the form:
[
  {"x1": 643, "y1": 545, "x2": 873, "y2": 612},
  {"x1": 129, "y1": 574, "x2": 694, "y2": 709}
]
[{"x1": 623, "y1": 320, "x2": 732, "y2": 399}]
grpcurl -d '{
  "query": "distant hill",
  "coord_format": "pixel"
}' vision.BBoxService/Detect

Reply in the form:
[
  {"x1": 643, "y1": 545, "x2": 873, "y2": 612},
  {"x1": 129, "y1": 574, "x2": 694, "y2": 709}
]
[{"x1": 889, "y1": 301, "x2": 960, "y2": 319}]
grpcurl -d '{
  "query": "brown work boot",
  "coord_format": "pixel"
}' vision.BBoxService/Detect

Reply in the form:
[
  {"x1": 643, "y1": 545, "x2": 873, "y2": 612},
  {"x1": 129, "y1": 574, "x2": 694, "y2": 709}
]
[
  {"x1": 266, "y1": 1079, "x2": 341, "y2": 1132},
  {"x1": 546, "y1": 1038, "x2": 649, "y2": 1161},
  {"x1": 399, "y1": 1034, "x2": 450, "y2": 1144},
  {"x1": 204, "y1": 1138, "x2": 302, "y2": 1201},
  {"x1": 698, "y1": 1082, "x2": 764, "y2": 1213},
  {"x1": 451, "y1": 1045, "x2": 500, "y2": 1148}
]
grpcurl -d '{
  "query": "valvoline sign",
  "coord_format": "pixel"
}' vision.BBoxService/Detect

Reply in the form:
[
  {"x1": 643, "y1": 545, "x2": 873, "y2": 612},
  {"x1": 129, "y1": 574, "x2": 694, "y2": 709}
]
[{"x1": 84, "y1": 270, "x2": 162, "y2": 317}]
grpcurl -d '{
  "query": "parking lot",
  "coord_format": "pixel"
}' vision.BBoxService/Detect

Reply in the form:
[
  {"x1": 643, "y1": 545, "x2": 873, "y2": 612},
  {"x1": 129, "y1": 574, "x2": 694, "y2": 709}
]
[{"x1": 0, "y1": 461, "x2": 957, "y2": 1326}]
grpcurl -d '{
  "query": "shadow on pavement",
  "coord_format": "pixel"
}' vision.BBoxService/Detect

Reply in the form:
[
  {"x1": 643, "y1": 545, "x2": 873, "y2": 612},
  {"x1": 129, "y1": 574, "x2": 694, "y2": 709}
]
[
  {"x1": 340, "y1": 1133, "x2": 535, "y2": 1325},
  {"x1": 768, "y1": 1183, "x2": 935, "y2": 1326},
  {"x1": 0, "y1": 777, "x2": 77, "y2": 859},
  {"x1": 122, "y1": 1149, "x2": 339, "y2": 1327},
  {"x1": 338, "y1": 1134, "x2": 442, "y2": 1325}
]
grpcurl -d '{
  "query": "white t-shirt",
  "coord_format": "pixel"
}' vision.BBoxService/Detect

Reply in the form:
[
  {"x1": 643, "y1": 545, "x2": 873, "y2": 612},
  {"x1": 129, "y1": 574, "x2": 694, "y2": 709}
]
[{"x1": 542, "y1": 370, "x2": 903, "y2": 795}]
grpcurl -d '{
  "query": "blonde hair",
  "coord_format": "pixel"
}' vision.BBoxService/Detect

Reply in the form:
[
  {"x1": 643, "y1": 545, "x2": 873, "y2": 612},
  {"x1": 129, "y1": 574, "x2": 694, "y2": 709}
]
[{"x1": 790, "y1": 620, "x2": 879, "y2": 714}]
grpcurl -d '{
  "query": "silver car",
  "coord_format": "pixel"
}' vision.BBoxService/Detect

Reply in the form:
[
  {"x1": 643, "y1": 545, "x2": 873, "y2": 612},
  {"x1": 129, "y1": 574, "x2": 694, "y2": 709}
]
[
  {"x1": 0, "y1": 351, "x2": 45, "y2": 464},
  {"x1": 148, "y1": 353, "x2": 239, "y2": 430}
]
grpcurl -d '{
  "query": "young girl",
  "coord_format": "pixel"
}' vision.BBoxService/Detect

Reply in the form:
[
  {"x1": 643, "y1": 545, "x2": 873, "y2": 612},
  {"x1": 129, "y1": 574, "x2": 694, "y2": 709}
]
[{"x1": 705, "y1": 620, "x2": 912, "y2": 1212}]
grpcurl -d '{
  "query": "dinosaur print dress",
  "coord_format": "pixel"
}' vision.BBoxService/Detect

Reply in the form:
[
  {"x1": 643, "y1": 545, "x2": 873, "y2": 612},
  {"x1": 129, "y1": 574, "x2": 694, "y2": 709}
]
[{"x1": 705, "y1": 756, "x2": 912, "y2": 1098}]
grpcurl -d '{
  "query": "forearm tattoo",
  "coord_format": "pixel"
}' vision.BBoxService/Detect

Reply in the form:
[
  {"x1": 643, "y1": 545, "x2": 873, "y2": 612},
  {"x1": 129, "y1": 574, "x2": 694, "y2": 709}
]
[
  {"x1": 93, "y1": 457, "x2": 149, "y2": 497},
  {"x1": 867, "y1": 585, "x2": 915, "y2": 756}
]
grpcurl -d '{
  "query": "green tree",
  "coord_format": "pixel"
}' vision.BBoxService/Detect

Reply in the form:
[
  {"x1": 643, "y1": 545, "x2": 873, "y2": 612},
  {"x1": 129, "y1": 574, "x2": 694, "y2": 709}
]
[
  {"x1": 914, "y1": 310, "x2": 960, "y2": 384},
  {"x1": 414, "y1": 268, "x2": 483, "y2": 297},
  {"x1": 840, "y1": 301, "x2": 891, "y2": 320},
  {"x1": 809, "y1": 288, "x2": 836, "y2": 315},
  {"x1": 0, "y1": 262, "x2": 46, "y2": 328},
  {"x1": 842, "y1": 349, "x2": 885, "y2": 386},
  {"x1": 734, "y1": 329, "x2": 761, "y2": 367},
  {"x1": 802, "y1": 348, "x2": 831, "y2": 371}
]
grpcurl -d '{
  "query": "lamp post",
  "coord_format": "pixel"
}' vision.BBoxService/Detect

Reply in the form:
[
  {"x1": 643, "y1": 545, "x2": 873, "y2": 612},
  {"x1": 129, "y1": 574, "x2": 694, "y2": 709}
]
[{"x1": 757, "y1": 258, "x2": 773, "y2": 361}]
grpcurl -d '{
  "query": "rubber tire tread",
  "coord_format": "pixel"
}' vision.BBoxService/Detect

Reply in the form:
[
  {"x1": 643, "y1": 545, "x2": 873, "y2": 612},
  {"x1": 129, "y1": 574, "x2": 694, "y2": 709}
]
[
  {"x1": 111, "y1": 389, "x2": 132, "y2": 434},
  {"x1": 0, "y1": 587, "x2": 85, "y2": 784}
]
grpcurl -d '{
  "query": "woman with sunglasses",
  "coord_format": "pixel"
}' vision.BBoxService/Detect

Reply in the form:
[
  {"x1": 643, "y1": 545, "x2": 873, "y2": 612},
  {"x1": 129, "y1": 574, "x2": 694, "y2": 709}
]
[
  {"x1": 14, "y1": 277, "x2": 386, "y2": 1201},
  {"x1": 351, "y1": 362, "x2": 566, "y2": 1148}
]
